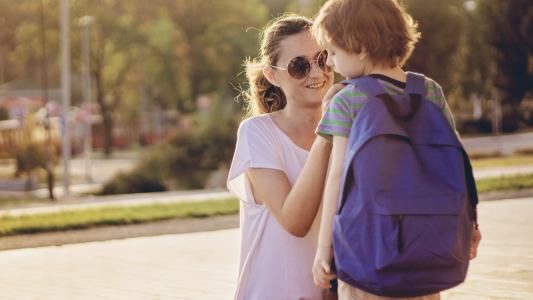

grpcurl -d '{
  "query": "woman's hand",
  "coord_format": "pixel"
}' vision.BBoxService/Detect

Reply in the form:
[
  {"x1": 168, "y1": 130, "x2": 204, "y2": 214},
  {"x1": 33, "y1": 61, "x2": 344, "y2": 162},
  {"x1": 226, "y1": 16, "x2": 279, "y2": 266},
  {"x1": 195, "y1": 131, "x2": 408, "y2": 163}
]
[
  {"x1": 313, "y1": 245, "x2": 337, "y2": 289},
  {"x1": 470, "y1": 225, "x2": 482, "y2": 260},
  {"x1": 322, "y1": 84, "x2": 346, "y2": 115}
]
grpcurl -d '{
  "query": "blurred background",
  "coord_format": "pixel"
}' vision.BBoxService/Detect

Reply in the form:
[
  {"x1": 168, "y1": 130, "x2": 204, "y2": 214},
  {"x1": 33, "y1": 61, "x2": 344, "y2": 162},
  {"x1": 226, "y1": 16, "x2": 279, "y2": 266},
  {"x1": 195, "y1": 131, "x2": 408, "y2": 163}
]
[{"x1": 0, "y1": 0, "x2": 532, "y2": 200}]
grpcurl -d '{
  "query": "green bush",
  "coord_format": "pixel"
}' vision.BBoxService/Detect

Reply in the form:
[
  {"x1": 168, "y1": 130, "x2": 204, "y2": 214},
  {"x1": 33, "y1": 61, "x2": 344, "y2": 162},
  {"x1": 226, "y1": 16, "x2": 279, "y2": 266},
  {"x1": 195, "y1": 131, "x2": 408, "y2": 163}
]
[
  {"x1": 12, "y1": 143, "x2": 47, "y2": 177},
  {"x1": 514, "y1": 147, "x2": 533, "y2": 155},
  {"x1": 102, "y1": 112, "x2": 239, "y2": 194},
  {"x1": 101, "y1": 171, "x2": 167, "y2": 195}
]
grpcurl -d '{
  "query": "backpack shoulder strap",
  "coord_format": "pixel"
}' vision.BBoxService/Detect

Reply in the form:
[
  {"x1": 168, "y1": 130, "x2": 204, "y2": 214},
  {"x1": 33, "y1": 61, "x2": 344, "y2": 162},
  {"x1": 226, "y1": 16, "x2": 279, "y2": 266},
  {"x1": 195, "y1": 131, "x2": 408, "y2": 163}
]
[
  {"x1": 405, "y1": 72, "x2": 426, "y2": 96},
  {"x1": 341, "y1": 76, "x2": 387, "y2": 99}
]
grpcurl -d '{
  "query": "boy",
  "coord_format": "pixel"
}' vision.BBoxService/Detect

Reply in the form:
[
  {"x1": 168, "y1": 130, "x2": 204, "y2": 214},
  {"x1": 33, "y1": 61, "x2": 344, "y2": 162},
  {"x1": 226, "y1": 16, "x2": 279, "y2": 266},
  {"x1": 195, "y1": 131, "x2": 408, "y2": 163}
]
[{"x1": 310, "y1": 0, "x2": 481, "y2": 299}]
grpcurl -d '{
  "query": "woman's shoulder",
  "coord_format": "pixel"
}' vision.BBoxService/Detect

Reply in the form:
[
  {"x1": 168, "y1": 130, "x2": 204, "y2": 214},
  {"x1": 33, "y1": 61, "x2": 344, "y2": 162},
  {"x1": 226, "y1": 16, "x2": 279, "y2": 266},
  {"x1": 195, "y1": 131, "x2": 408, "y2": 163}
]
[
  {"x1": 237, "y1": 114, "x2": 280, "y2": 143},
  {"x1": 239, "y1": 114, "x2": 275, "y2": 134}
]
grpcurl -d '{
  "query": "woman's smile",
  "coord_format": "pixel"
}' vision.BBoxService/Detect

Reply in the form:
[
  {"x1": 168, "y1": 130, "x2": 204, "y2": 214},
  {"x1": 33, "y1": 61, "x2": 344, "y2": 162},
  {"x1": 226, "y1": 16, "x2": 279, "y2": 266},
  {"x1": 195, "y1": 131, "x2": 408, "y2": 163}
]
[{"x1": 306, "y1": 81, "x2": 326, "y2": 89}]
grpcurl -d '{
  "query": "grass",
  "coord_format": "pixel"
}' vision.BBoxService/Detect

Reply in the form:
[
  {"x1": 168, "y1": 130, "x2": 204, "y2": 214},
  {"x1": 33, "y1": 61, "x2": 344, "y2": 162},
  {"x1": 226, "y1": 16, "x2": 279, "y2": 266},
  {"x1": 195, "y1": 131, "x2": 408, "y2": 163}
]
[
  {"x1": 1, "y1": 171, "x2": 533, "y2": 237},
  {"x1": 0, "y1": 198, "x2": 239, "y2": 237},
  {"x1": 0, "y1": 196, "x2": 51, "y2": 207},
  {"x1": 476, "y1": 173, "x2": 533, "y2": 194},
  {"x1": 470, "y1": 155, "x2": 533, "y2": 168}
]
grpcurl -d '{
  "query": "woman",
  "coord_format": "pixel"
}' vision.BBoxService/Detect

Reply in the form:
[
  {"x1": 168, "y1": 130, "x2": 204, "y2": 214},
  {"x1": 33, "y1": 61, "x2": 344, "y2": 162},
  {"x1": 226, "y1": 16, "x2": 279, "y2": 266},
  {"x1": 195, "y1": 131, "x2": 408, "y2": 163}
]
[{"x1": 227, "y1": 15, "x2": 343, "y2": 300}]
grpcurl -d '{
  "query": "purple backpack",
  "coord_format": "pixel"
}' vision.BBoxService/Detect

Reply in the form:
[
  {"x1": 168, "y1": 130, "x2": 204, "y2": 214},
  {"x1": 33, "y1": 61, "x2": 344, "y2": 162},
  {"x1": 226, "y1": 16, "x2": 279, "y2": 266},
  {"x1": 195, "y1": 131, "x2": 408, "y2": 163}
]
[{"x1": 333, "y1": 73, "x2": 478, "y2": 297}]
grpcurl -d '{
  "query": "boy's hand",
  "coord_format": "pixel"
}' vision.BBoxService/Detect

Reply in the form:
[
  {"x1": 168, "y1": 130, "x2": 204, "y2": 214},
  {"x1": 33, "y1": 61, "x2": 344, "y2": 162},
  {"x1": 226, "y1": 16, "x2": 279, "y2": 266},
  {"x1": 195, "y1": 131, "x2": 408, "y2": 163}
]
[
  {"x1": 313, "y1": 246, "x2": 337, "y2": 289},
  {"x1": 322, "y1": 84, "x2": 346, "y2": 115},
  {"x1": 470, "y1": 225, "x2": 482, "y2": 260}
]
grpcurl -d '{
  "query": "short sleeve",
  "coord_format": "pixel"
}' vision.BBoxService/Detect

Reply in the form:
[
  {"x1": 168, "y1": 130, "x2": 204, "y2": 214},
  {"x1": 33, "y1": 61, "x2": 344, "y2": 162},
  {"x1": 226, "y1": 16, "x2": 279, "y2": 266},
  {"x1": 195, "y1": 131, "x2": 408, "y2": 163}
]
[
  {"x1": 316, "y1": 86, "x2": 358, "y2": 142},
  {"x1": 227, "y1": 118, "x2": 284, "y2": 205},
  {"x1": 424, "y1": 78, "x2": 456, "y2": 131}
]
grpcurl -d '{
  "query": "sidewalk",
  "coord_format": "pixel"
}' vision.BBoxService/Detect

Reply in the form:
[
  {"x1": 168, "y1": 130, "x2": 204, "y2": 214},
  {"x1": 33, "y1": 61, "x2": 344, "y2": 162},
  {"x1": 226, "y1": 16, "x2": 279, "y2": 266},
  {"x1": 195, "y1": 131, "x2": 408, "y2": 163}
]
[
  {"x1": 0, "y1": 197, "x2": 531, "y2": 299},
  {"x1": 461, "y1": 132, "x2": 533, "y2": 155}
]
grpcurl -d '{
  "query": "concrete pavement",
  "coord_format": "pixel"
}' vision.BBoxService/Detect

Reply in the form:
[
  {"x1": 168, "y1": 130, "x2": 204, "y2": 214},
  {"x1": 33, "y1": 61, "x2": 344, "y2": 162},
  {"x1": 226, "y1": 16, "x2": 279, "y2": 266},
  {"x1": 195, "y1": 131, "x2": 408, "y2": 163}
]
[
  {"x1": 461, "y1": 132, "x2": 533, "y2": 155},
  {"x1": 0, "y1": 197, "x2": 531, "y2": 299}
]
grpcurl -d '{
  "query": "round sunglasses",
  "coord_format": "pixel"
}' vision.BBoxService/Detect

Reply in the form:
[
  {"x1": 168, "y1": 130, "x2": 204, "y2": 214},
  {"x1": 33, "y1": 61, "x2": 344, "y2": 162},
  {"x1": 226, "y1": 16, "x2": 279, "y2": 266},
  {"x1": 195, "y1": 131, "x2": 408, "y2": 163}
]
[{"x1": 271, "y1": 50, "x2": 332, "y2": 79}]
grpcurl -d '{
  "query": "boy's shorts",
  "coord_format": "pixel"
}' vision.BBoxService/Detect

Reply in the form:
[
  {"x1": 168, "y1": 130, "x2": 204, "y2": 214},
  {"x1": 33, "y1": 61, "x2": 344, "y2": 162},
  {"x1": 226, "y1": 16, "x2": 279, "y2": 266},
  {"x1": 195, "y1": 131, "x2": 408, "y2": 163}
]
[{"x1": 338, "y1": 280, "x2": 441, "y2": 300}]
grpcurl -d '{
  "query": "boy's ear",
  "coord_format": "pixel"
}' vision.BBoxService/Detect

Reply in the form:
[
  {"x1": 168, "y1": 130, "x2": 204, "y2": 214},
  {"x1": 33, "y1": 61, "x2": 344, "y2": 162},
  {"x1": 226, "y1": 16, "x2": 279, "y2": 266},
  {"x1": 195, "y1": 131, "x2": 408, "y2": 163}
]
[
  {"x1": 263, "y1": 66, "x2": 281, "y2": 87},
  {"x1": 357, "y1": 46, "x2": 368, "y2": 61}
]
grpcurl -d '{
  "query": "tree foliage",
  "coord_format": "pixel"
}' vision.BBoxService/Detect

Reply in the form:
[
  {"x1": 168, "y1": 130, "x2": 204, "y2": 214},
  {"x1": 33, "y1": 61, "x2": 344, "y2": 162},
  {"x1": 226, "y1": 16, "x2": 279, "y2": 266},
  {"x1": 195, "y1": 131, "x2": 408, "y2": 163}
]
[
  {"x1": 2, "y1": 0, "x2": 268, "y2": 155},
  {"x1": 478, "y1": 0, "x2": 533, "y2": 105}
]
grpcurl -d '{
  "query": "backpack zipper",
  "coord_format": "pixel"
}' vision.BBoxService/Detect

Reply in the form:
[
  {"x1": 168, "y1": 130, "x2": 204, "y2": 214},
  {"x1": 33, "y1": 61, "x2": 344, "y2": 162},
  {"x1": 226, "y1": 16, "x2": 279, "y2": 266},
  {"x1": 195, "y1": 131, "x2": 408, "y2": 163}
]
[{"x1": 398, "y1": 214, "x2": 404, "y2": 253}]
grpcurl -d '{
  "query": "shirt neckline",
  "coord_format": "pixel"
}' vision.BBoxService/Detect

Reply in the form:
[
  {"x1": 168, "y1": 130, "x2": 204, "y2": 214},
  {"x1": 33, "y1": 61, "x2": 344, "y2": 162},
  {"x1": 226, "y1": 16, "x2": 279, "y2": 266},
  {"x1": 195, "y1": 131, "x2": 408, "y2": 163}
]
[
  {"x1": 265, "y1": 114, "x2": 310, "y2": 154},
  {"x1": 368, "y1": 74, "x2": 407, "y2": 89}
]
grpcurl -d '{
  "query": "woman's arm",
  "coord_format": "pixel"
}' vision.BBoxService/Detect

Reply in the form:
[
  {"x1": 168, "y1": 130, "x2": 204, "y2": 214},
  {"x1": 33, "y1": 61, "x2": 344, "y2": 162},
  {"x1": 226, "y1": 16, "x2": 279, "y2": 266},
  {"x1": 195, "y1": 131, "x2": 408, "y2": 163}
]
[
  {"x1": 246, "y1": 84, "x2": 345, "y2": 238},
  {"x1": 313, "y1": 135, "x2": 348, "y2": 288},
  {"x1": 247, "y1": 137, "x2": 332, "y2": 237}
]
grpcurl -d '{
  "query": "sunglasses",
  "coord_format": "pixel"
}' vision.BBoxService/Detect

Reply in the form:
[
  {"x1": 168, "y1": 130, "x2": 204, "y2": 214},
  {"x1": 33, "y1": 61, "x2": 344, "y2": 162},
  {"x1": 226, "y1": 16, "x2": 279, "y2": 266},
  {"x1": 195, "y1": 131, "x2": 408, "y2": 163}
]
[{"x1": 271, "y1": 50, "x2": 332, "y2": 79}]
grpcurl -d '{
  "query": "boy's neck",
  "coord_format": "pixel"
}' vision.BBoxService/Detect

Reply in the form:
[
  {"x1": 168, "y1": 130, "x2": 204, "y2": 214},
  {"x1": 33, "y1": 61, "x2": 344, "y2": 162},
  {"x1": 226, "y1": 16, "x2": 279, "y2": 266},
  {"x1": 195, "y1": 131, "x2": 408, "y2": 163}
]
[{"x1": 364, "y1": 65, "x2": 407, "y2": 83}]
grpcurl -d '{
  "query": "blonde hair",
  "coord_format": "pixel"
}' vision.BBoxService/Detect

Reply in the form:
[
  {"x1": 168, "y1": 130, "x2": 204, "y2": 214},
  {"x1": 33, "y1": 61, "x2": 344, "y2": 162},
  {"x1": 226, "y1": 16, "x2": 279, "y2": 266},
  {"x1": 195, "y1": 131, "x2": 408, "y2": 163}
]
[
  {"x1": 243, "y1": 15, "x2": 313, "y2": 117},
  {"x1": 312, "y1": 0, "x2": 420, "y2": 68}
]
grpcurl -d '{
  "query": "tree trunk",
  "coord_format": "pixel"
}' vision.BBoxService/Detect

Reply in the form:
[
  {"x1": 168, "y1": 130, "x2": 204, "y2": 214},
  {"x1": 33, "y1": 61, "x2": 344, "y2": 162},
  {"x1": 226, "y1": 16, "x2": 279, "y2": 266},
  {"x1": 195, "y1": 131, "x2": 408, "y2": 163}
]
[
  {"x1": 94, "y1": 71, "x2": 114, "y2": 158},
  {"x1": 103, "y1": 109, "x2": 113, "y2": 157}
]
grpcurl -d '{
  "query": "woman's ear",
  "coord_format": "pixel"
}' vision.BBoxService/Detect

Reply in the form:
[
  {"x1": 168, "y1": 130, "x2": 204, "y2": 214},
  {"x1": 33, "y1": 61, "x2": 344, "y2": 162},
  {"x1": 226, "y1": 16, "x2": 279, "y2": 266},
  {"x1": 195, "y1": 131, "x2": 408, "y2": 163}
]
[{"x1": 263, "y1": 66, "x2": 281, "y2": 87}]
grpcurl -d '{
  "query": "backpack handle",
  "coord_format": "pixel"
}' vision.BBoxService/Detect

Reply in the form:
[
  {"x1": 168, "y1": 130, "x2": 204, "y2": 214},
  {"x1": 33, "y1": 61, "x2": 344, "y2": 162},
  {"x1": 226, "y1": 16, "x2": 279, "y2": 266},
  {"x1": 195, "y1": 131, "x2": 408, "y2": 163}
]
[{"x1": 377, "y1": 93, "x2": 422, "y2": 122}]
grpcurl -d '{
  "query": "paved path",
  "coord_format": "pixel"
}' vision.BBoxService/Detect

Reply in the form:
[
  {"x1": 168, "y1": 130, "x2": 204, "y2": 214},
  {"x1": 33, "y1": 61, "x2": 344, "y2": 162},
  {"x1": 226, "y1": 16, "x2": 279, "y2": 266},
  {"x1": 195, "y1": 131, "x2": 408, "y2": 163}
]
[
  {"x1": 461, "y1": 132, "x2": 533, "y2": 155},
  {"x1": 0, "y1": 198, "x2": 531, "y2": 299},
  {"x1": 441, "y1": 197, "x2": 533, "y2": 300}
]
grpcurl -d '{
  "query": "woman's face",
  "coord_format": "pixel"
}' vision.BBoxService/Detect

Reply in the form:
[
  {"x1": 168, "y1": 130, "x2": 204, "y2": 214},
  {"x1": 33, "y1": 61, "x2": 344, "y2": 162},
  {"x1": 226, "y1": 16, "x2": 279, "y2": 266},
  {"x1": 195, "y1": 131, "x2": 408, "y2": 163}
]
[{"x1": 265, "y1": 31, "x2": 334, "y2": 109}]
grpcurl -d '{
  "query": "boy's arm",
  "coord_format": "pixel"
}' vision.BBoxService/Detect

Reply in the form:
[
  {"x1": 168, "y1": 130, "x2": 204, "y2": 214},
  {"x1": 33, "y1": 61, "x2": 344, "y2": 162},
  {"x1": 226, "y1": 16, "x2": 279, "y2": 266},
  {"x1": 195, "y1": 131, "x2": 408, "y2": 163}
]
[{"x1": 313, "y1": 135, "x2": 348, "y2": 289}]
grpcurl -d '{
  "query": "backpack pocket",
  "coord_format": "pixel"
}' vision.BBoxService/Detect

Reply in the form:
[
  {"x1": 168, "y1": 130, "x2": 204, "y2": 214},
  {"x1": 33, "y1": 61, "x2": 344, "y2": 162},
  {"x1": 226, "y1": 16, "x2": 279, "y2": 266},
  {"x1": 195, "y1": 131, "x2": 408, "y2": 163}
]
[{"x1": 373, "y1": 193, "x2": 466, "y2": 271}]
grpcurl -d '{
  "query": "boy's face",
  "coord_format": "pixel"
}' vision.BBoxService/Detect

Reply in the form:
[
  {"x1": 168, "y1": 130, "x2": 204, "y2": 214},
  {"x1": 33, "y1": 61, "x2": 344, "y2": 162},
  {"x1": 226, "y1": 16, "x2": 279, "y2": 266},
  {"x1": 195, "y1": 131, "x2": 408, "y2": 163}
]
[{"x1": 319, "y1": 31, "x2": 371, "y2": 79}]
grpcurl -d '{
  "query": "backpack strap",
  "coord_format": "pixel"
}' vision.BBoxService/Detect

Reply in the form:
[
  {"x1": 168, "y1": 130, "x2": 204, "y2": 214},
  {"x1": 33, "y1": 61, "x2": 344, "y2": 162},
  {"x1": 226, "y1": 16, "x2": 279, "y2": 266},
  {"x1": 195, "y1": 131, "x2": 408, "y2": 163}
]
[
  {"x1": 341, "y1": 76, "x2": 387, "y2": 99},
  {"x1": 405, "y1": 72, "x2": 426, "y2": 96},
  {"x1": 342, "y1": 76, "x2": 423, "y2": 123}
]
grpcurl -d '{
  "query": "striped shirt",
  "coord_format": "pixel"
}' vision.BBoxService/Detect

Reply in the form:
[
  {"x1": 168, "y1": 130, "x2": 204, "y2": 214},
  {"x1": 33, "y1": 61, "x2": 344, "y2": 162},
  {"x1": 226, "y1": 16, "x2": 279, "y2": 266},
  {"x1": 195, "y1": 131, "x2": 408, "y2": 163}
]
[{"x1": 316, "y1": 75, "x2": 455, "y2": 142}]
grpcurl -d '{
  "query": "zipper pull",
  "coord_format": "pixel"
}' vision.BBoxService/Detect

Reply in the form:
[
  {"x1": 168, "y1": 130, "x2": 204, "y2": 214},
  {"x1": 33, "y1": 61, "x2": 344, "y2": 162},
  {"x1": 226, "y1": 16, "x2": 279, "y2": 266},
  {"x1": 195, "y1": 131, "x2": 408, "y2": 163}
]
[{"x1": 398, "y1": 214, "x2": 404, "y2": 253}]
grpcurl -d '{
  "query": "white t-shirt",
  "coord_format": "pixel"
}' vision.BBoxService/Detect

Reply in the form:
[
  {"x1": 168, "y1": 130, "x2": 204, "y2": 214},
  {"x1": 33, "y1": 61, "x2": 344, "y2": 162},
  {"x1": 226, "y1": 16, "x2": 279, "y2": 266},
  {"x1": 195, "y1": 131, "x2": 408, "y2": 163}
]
[{"x1": 228, "y1": 114, "x2": 323, "y2": 300}]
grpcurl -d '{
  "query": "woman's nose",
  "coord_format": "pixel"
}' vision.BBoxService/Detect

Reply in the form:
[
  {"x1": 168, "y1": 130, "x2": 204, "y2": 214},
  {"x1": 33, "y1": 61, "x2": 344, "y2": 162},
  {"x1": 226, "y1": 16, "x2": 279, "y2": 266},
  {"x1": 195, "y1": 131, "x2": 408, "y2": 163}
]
[{"x1": 308, "y1": 61, "x2": 323, "y2": 78}]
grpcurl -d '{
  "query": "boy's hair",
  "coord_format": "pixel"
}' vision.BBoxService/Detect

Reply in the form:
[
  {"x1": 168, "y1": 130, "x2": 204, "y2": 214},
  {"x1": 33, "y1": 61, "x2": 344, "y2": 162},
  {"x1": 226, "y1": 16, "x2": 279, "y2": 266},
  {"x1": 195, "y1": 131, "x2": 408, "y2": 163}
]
[{"x1": 312, "y1": 0, "x2": 420, "y2": 68}]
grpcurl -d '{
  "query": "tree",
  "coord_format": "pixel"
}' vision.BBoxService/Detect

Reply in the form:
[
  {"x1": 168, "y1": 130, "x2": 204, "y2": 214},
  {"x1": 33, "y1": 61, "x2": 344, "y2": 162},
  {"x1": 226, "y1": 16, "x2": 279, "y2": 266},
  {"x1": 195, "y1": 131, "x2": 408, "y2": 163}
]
[
  {"x1": 479, "y1": 0, "x2": 533, "y2": 105},
  {"x1": 142, "y1": 0, "x2": 269, "y2": 112},
  {"x1": 0, "y1": 106, "x2": 9, "y2": 120},
  {"x1": 402, "y1": 0, "x2": 465, "y2": 96}
]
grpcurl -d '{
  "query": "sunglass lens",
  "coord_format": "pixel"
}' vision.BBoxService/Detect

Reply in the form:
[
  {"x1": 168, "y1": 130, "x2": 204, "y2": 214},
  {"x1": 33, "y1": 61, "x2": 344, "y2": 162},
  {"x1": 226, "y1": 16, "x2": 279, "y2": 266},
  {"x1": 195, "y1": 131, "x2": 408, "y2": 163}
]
[
  {"x1": 318, "y1": 51, "x2": 332, "y2": 73},
  {"x1": 288, "y1": 56, "x2": 310, "y2": 79}
]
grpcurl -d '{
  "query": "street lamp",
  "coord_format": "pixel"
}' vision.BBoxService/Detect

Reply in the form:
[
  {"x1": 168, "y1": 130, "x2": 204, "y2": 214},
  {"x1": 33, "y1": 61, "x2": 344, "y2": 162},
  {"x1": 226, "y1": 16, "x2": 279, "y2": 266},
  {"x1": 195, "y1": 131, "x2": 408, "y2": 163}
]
[
  {"x1": 79, "y1": 15, "x2": 94, "y2": 182},
  {"x1": 60, "y1": 0, "x2": 71, "y2": 196}
]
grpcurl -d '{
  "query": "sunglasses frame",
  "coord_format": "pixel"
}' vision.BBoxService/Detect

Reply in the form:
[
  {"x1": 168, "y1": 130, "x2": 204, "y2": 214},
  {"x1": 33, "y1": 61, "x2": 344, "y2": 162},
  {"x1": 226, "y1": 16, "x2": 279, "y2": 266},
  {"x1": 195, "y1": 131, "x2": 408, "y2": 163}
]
[{"x1": 270, "y1": 50, "x2": 332, "y2": 80}]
